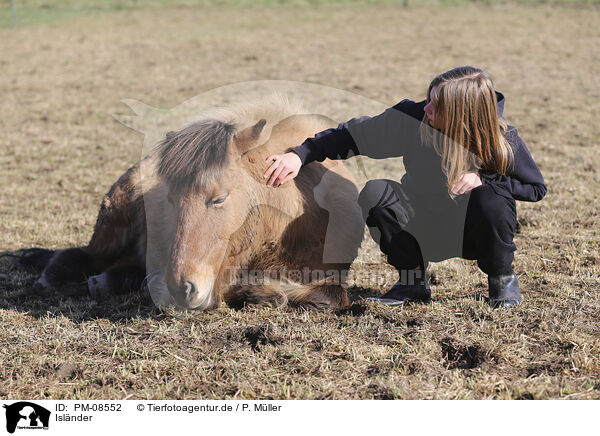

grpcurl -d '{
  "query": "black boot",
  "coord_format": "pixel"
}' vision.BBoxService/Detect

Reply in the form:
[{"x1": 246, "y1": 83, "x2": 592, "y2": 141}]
[
  {"x1": 367, "y1": 269, "x2": 431, "y2": 306},
  {"x1": 488, "y1": 270, "x2": 522, "y2": 308}
]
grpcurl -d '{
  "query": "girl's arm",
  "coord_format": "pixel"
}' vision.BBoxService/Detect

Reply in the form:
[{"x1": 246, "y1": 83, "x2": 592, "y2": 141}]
[
  {"x1": 479, "y1": 127, "x2": 547, "y2": 202},
  {"x1": 292, "y1": 99, "x2": 424, "y2": 166}
]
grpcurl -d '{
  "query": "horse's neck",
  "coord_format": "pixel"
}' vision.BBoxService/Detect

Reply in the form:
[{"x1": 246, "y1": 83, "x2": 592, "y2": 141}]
[
  {"x1": 235, "y1": 149, "x2": 303, "y2": 219},
  {"x1": 240, "y1": 146, "x2": 270, "y2": 181}
]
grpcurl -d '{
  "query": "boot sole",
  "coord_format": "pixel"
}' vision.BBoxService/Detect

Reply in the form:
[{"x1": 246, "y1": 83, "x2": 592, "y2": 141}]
[
  {"x1": 489, "y1": 298, "x2": 523, "y2": 308},
  {"x1": 365, "y1": 296, "x2": 431, "y2": 306}
]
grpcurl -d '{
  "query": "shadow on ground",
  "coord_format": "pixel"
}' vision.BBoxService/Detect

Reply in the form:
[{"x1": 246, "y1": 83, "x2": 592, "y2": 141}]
[{"x1": 0, "y1": 249, "x2": 161, "y2": 322}]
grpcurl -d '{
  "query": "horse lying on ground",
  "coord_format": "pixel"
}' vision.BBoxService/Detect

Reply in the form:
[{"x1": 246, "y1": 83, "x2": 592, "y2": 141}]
[{"x1": 22, "y1": 96, "x2": 364, "y2": 310}]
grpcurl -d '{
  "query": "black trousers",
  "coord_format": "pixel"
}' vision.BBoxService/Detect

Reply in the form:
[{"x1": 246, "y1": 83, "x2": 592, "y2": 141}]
[{"x1": 358, "y1": 179, "x2": 517, "y2": 277}]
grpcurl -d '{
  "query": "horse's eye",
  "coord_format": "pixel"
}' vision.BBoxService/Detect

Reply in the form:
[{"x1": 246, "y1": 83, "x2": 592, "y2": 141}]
[{"x1": 208, "y1": 196, "x2": 227, "y2": 207}]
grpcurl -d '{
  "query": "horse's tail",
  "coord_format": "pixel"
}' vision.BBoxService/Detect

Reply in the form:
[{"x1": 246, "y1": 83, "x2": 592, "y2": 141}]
[
  {"x1": 285, "y1": 276, "x2": 350, "y2": 310},
  {"x1": 225, "y1": 276, "x2": 349, "y2": 311}
]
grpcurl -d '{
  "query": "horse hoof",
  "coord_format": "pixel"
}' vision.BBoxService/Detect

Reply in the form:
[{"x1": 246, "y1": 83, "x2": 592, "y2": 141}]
[
  {"x1": 88, "y1": 274, "x2": 110, "y2": 300},
  {"x1": 34, "y1": 276, "x2": 55, "y2": 296}
]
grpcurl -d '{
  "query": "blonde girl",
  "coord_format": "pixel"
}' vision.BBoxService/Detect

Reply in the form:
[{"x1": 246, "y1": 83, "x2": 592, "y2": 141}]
[{"x1": 264, "y1": 66, "x2": 546, "y2": 307}]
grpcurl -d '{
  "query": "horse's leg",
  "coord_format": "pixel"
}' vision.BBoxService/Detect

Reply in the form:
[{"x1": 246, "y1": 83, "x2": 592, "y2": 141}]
[
  {"x1": 88, "y1": 261, "x2": 146, "y2": 301},
  {"x1": 37, "y1": 164, "x2": 145, "y2": 296},
  {"x1": 39, "y1": 244, "x2": 143, "y2": 298},
  {"x1": 35, "y1": 214, "x2": 133, "y2": 293},
  {"x1": 36, "y1": 247, "x2": 105, "y2": 293},
  {"x1": 11, "y1": 248, "x2": 57, "y2": 272}
]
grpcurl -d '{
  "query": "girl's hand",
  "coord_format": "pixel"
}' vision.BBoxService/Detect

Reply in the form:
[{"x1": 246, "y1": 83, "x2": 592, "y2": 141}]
[
  {"x1": 451, "y1": 171, "x2": 482, "y2": 195},
  {"x1": 263, "y1": 152, "x2": 302, "y2": 187}
]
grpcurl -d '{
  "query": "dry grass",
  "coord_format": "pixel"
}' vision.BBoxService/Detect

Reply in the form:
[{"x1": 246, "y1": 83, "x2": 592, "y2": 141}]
[{"x1": 1, "y1": 3, "x2": 599, "y2": 399}]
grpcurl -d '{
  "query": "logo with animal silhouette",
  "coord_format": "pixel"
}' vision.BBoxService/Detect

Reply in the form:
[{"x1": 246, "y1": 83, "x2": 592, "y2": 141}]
[{"x1": 3, "y1": 402, "x2": 50, "y2": 433}]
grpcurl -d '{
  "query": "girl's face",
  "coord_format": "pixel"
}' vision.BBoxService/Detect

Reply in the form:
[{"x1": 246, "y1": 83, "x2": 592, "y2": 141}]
[{"x1": 424, "y1": 85, "x2": 439, "y2": 128}]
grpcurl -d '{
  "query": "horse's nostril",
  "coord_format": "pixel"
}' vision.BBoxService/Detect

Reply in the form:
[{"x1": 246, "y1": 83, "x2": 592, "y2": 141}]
[
  {"x1": 183, "y1": 281, "x2": 196, "y2": 297},
  {"x1": 168, "y1": 280, "x2": 197, "y2": 304}
]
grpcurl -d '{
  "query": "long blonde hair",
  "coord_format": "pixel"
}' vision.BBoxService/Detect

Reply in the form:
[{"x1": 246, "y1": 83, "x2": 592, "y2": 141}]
[{"x1": 420, "y1": 66, "x2": 513, "y2": 197}]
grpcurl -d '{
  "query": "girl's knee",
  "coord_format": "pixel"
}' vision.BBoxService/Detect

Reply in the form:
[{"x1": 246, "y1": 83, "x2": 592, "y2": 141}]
[
  {"x1": 358, "y1": 179, "x2": 390, "y2": 207},
  {"x1": 468, "y1": 185, "x2": 516, "y2": 227}
]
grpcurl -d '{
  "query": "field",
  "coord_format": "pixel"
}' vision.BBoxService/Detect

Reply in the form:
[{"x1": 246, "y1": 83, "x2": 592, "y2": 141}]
[{"x1": 1, "y1": 1, "x2": 599, "y2": 399}]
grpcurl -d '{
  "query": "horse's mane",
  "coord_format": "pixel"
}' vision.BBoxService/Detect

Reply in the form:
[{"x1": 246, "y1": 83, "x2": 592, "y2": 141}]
[
  {"x1": 156, "y1": 118, "x2": 236, "y2": 192},
  {"x1": 155, "y1": 94, "x2": 307, "y2": 191}
]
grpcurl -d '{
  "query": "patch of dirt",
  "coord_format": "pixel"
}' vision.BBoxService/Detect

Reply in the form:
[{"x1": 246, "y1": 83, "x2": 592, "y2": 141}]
[
  {"x1": 368, "y1": 305, "x2": 406, "y2": 325},
  {"x1": 365, "y1": 361, "x2": 392, "y2": 376},
  {"x1": 243, "y1": 324, "x2": 282, "y2": 352},
  {"x1": 515, "y1": 213, "x2": 539, "y2": 234},
  {"x1": 55, "y1": 362, "x2": 79, "y2": 380},
  {"x1": 366, "y1": 383, "x2": 395, "y2": 400},
  {"x1": 34, "y1": 361, "x2": 80, "y2": 380},
  {"x1": 428, "y1": 271, "x2": 440, "y2": 285},
  {"x1": 336, "y1": 301, "x2": 367, "y2": 317},
  {"x1": 460, "y1": 306, "x2": 494, "y2": 323},
  {"x1": 440, "y1": 337, "x2": 493, "y2": 370},
  {"x1": 526, "y1": 360, "x2": 572, "y2": 377},
  {"x1": 309, "y1": 339, "x2": 324, "y2": 351},
  {"x1": 402, "y1": 328, "x2": 419, "y2": 339},
  {"x1": 582, "y1": 254, "x2": 599, "y2": 266},
  {"x1": 406, "y1": 318, "x2": 422, "y2": 327}
]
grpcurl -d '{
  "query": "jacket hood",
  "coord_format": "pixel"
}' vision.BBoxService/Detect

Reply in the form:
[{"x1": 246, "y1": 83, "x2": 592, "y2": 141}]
[
  {"x1": 416, "y1": 91, "x2": 505, "y2": 118},
  {"x1": 496, "y1": 91, "x2": 505, "y2": 117}
]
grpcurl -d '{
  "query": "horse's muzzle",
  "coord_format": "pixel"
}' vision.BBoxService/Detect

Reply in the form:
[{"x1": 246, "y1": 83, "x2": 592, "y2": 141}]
[
  {"x1": 168, "y1": 280, "x2": 213, "y2": 310},
  {"x1": 168, "y1": 280, "x2": 195, "y2": 306}
]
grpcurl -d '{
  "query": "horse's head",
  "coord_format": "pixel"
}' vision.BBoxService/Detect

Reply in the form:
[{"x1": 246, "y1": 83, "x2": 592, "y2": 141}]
[{"x1": 155, "y1": 118, "x2": 267, "y2": 309}]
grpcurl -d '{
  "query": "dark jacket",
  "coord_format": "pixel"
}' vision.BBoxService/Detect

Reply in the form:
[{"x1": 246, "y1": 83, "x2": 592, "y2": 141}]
[{"x1": 292, "y1": 92, "x2": 547, "y2": 210}]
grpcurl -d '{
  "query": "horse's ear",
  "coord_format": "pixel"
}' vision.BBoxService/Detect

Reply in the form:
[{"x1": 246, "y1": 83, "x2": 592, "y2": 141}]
[{"x1": 233, "y1": 119, "x2": 266, "y2": 153}]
